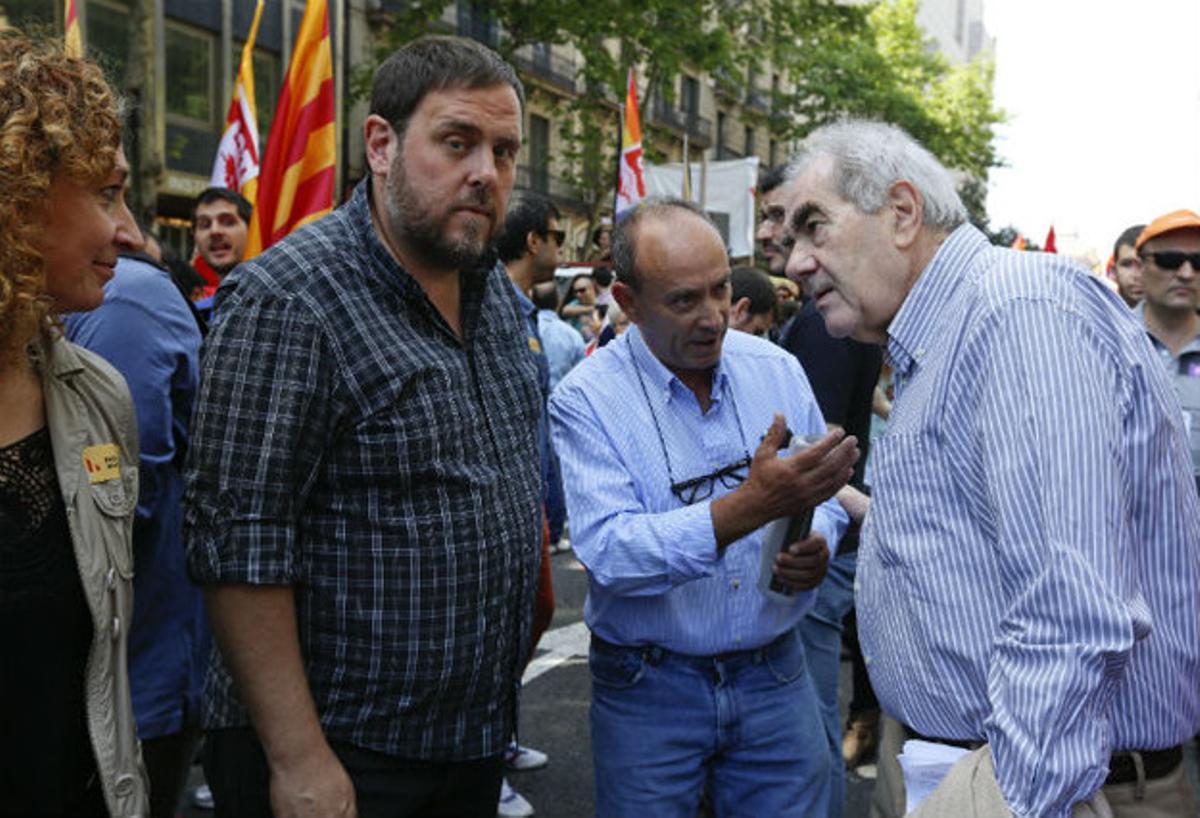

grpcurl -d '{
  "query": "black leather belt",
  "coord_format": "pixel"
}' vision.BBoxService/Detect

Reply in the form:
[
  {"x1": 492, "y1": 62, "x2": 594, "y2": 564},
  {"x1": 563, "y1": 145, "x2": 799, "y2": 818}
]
[
  {"x1": 903, "y1": 724, "x2": 984, "y2": 751},
  {"x1": 1105, "y1": 746, "x2": 1183, "y2": 786},
  {"x1": 903, "y1": 724, "x2": 1183, "y2": 787}
]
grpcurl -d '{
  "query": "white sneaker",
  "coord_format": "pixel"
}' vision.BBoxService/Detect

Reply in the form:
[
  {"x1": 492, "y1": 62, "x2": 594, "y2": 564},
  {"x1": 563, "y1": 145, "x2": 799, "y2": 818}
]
[
  {"x1": 504, "y1": 740, "x2": 548, "y2": 771},
  {"x1": 497, "y1": 778, "x2": 535, "y2": 817},
  {"x1": 192, "y1": 784, "x2": 214, "y2": 810}
]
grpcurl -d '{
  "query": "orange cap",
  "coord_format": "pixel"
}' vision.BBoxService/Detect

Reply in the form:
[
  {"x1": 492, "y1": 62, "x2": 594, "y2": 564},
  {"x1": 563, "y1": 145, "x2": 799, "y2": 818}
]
[{"x1": 1135, "y1": 209, "x2": 1200, "y2": 249}]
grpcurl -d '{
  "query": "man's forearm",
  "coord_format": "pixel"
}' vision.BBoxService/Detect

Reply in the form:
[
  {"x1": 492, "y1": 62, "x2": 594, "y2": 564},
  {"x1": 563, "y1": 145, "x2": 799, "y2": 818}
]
[{"x1": 204, "y1": 585, "x2": 329, "y2": 766}]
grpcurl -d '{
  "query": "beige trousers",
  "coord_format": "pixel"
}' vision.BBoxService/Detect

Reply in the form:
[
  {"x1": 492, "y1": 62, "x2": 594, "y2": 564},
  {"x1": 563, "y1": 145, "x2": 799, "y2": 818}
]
[{"x1": 870, "y1": 715, "x2": 1197, "y2": 818}]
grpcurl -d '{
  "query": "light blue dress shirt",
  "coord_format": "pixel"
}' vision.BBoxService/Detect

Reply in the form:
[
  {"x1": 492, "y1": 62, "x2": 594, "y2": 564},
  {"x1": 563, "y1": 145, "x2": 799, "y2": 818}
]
[
  {"x1": 859, "y1": 224, "x2": 1200, "y2": 818},
  {"x1": 537, "y1": 308, "x2": 586, "y2": 391},
  {"x1": 549, "y1": 325, "x2": 847, "y2": 655}
]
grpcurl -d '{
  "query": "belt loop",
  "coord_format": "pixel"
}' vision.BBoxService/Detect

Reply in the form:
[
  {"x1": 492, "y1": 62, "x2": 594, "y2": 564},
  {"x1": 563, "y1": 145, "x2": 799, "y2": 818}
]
[{"x1": 1131, "y1": 751, "x2": 1146, "y2": 801}]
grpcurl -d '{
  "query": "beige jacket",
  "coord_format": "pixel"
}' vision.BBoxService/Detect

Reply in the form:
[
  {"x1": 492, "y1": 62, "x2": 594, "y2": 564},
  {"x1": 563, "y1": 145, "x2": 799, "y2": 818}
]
[{"x1": 39, "y1": 331, "x2": 149, "y2": 817}]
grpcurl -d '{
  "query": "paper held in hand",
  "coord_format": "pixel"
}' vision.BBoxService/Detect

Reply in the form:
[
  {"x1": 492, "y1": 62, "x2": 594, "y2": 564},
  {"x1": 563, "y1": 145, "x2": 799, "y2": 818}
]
[{"x1": 898, "y1": 739, "x2": 970, "y2": 815}]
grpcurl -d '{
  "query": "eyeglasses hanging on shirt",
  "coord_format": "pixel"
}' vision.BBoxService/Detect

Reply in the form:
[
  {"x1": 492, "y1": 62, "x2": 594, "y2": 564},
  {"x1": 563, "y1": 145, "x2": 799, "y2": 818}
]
[{"x1": 630, "y1": 348, "x2": 752, "y2": 506}]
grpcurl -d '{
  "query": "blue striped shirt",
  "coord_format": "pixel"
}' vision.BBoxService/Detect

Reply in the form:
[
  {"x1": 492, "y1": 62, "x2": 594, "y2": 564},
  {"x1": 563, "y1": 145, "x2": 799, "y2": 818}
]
[
  {"x1": 858, "y1": 224, "x2": 1200, "y2": 817},
  {"x1": 548, "y1": 325, "x2": 848, "y2": 655}
]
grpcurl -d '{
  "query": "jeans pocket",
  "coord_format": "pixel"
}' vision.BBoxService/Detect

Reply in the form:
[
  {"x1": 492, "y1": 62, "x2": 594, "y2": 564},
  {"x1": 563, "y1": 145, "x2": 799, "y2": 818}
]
[
  {"x1": 764, "y1": 633, "x2": 808, "y2": 685},
  {"x1": 588, "y1": 645, "x2": 647, "y2": 690}
]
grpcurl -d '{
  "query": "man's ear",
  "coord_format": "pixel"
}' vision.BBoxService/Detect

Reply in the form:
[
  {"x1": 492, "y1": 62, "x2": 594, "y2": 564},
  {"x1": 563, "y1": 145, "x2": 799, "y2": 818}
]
[
  {"x1": 887, "y1": 180, "x2": 924, "y2": 250},
  {"x1": 526, "y1": 230, "x2": 542, "y2": 258},
  {"x1": 612, "y1": 280, "x2": 639, "y2": 323},
  {"x1": 730, "y1": 296, "x2": 752, "y2": 330},
  {"x1": 364, "y1": 114, "x2": 396, "y2": 177}
]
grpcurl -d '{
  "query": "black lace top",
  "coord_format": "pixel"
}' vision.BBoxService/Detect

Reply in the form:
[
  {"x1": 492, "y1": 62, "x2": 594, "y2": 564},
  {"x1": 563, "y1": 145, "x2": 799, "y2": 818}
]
[{"x1": 0, "y1": 426, "x2": 100, "y2": 815}]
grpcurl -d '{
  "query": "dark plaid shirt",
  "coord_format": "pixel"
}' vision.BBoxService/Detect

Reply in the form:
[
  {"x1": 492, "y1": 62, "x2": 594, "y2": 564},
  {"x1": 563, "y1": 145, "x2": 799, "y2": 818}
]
[{"x1": 184, "y1": 179, "x2": 543, "y2": 760}]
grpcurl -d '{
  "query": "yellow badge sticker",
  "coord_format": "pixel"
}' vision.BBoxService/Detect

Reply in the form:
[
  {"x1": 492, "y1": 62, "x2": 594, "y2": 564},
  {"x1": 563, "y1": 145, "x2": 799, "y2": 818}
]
[
  {"x1": 528, "y1": 336, "x2": 543, "y2": 354},
  {"x1": 83, "y1": 443, "x2": 121, "y2": 484}
]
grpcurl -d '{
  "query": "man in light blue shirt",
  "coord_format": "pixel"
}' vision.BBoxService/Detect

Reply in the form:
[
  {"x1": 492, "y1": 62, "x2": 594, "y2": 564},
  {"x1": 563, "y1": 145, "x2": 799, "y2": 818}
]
[
  {"x1": 532, "y1": 281, "x2": 585, "y2": 391},
  {"x1": 549, "y1": 199, "x2": 858, "y2": 818},
  {"x1": 781, "y1": 120, "x2": 1200, "y2": 818}
]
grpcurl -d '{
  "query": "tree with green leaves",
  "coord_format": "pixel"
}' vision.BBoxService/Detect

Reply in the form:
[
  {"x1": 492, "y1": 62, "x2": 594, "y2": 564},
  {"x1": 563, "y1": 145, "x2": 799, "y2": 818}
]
[{"x1": 357, "y1": 0, "x2": 1004, "y2": 234}]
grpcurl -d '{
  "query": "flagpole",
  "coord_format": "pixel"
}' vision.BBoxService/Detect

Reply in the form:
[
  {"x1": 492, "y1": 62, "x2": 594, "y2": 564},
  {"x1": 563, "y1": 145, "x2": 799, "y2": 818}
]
[
  {"x1": 612, "y1": 69, "x2": 627, "y2": 220},
  {"x1": 682, "y1": 131, "x2": 690, "y2": 201}
]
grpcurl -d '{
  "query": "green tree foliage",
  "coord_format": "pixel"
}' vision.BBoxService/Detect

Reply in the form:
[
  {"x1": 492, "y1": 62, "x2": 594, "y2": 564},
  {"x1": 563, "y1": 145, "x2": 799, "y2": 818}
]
[{"x1": 356, "y1": 0, "x2": 1004, "y2": 227}]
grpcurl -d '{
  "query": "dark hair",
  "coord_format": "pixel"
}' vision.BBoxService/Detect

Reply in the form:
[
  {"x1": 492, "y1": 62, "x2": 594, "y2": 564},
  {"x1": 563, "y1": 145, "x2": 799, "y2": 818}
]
[
  {"x1": 193, "y1": 187, "x2": 251, "y2": 226},
  {"x1": 496, "y1": 194, "x2": 561, "y2": 263},
  {"x1": 1113, "y1": 224, "x2": 1146, "y2": 259},
  {"x1": 592, "y1": 265, "x2": 614, "y2": 288},
  {"x1": 759, "y1": 164, "x2": 789, "y2": 197},
  {"x1": 159, "y1": 242, "x2": 207, "y2": 299},
  {"x1": 530, "y1": 280, "x2": 559, "y2": 311},
  {"x1": 370, "y1": 35, "x2": 525, "y2": 138},
  {"x1": 611, "y1": 198, "x2": 716, "y2": 290},
  {"x1": 730, "y1": 265, "x2": 777, "y2": 316}
]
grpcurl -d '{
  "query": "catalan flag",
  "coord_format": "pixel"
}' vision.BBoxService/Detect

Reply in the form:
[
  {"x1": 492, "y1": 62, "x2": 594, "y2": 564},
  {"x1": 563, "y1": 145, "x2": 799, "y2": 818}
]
[
  {"x1": 64, "y1": 0, "x2": 82, "y2": 57},
  {"x1": 615, "y1": 68, "x2": 646, "y2": 220},
  {"x1": 211, "y1": 0, "x2": 264, "y2": 205},
  {"x1": 244, "y1": 0, "x2": 335, "y2": 259}
]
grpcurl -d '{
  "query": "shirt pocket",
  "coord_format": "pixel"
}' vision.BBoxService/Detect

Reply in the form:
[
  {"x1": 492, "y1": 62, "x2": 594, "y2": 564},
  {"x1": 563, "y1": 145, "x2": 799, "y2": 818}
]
[{"x1": 89, "y1": 467, "x2": 138, "y2": 578}]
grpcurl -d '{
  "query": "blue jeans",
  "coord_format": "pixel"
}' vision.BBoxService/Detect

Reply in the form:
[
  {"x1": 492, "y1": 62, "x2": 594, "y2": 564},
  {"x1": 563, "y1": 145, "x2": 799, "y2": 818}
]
[
  {"x1": 589, "y1": 629, "x2": 830, "y2": 818},
  {"x1": 797, "y1": 550, "x2": 858, "y2": 818}
]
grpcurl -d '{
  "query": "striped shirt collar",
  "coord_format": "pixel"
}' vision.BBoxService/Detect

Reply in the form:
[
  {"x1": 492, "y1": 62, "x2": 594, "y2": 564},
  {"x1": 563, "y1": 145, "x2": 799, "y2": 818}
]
[
  {"x1": 886, "y1": 223, "x2": 990, "y2": 379},
  {"x1": 625, "y1": 323, "x2": 731, "y2": 409}
]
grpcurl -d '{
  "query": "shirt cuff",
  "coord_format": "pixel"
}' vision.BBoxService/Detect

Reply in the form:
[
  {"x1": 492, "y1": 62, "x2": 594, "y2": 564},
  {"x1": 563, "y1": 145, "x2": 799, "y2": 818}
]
[{"x1": 661, "y1": 501, "x2": 721, "y2": 582}]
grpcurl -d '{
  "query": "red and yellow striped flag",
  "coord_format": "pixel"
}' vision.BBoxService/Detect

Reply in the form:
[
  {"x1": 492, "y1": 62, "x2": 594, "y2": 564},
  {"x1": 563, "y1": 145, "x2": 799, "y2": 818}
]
[
  {"x1": 244, "y1": 0, "x2": 335, "y2": 259},
  {"x1": 64, "y1": 0, "x2": 82, "y2": 57}
]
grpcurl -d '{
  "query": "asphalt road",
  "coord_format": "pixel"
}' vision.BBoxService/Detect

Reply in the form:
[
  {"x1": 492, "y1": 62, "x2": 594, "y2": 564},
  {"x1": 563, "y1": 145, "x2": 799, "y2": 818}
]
[{"x1": 182, "y1": 546, "x2": 1200, "y2": 817}]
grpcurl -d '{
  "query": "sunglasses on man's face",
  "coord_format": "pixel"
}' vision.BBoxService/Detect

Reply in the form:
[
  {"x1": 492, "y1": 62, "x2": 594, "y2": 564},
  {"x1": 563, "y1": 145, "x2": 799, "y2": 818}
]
[
  {"x1": 1141, "y1": 250, "x2": 1200, "y2": 271},
  {"x1": 545, "y1": 229, "x2": 566, "y2": 246}
]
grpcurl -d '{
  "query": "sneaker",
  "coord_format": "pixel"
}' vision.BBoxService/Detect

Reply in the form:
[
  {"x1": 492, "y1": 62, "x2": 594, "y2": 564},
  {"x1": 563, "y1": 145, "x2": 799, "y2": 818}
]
[
  {"x1": 192, "y1": 784, "x2": 214, "y2": 810},
  {"x1": 497, "y1": 778, "x2": 534, "y2": 817},
  {"x1": 504, "y1": 741, "x2": 548, "y2": 771}
]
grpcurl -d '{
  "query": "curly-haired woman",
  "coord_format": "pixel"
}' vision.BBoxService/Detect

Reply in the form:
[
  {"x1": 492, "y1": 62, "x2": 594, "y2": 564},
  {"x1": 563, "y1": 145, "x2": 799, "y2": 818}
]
[{"x1": 0, "y1": 30, "x2": 148, "y2": 818}]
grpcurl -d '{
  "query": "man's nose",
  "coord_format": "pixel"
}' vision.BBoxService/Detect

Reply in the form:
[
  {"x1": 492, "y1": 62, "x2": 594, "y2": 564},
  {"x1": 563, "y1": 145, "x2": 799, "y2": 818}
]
[
  {"x1": 785, "y1": 244, "x2": 816, "y2": 282},
  {"x1": 467, "y1": 147, "x2": 499, "y2": 188}
]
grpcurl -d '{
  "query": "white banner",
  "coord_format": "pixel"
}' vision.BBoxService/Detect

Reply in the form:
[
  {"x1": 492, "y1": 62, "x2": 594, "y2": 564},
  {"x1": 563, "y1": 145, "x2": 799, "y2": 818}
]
[{"x1": 644, "y1": 156, "x2": 760, "y2": 258}]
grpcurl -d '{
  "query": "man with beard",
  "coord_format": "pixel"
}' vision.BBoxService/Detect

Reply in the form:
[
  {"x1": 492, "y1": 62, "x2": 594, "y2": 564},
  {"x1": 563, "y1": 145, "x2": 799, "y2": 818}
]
[
  {"x1": 184, "y1": 36, "x2": 543, "y2": 818},
  {"x1": 549, "y1": 199, "x2": 859, "y2": 818}
]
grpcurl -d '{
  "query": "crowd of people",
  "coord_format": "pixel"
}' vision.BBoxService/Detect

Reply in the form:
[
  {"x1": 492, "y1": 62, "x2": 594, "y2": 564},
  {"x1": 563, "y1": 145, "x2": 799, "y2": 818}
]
[{"x1": 3, "y1": 25, "x2": 1199, "y2": 818}]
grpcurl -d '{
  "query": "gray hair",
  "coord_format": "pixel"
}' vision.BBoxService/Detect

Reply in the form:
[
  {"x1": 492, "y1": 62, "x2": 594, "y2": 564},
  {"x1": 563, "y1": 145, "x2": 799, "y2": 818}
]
[
  {"x1": 785, "y1": 120, "x2": 966, "y2": 232},
  {"x1": 611, "y1": 198, "x2": 720, "y2": 291}
]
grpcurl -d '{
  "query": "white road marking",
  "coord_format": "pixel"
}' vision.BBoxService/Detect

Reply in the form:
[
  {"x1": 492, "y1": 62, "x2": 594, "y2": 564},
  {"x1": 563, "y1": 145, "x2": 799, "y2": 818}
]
[{"x1": 522, "y1": 621, "x2": 591, "y2": 684}]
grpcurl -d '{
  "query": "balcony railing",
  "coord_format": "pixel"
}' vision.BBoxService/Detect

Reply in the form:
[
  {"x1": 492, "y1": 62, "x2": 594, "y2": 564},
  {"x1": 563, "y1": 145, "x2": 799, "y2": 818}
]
[
  {"x1": 745, "y1": 87, "x2": 770, "y2": 113},
  {"x1": 650, "y1": 96, "x2": 712, "y2": 146},
  {"x1": 515, "y1": 164, "x2": 586, "y2": 206},
  {"x1": 512, "y1": 47, "x2": 578, "y2": 94}
]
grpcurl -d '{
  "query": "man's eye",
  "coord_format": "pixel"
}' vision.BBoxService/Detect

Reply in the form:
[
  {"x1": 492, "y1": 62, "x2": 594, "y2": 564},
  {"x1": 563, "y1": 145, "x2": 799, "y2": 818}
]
[{"x1": 446, "y1": 137, "x2": 467, "y2": 151}]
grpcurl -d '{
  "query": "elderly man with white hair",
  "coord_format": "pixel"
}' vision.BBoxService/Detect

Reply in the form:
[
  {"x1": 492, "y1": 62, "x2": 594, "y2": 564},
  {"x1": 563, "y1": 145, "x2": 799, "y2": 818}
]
[{"x1": 779, "y1": 119, "x2": 1200, "y2": 818}]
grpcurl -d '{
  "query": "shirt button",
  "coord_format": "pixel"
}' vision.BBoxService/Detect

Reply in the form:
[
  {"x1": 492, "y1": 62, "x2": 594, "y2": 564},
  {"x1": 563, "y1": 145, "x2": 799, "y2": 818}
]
[
  {"x1": 854, "y1": 581, "x2": 861, "y2": 593},
  {"x1": 111, "y1": 617, "x2": 121, "y2": 640},
  {"x1": 731, "y1": 579, "x2": 741, "y2": 589},
  {"x1": 114, "y1": 773, "x2": 136, "y2": 797},
  {"x1": 864, "y1": 655, "x2": 872, "y2": 666},
  {"x1": 106, "y1": 567, "x2": 117, "y2": 590}
]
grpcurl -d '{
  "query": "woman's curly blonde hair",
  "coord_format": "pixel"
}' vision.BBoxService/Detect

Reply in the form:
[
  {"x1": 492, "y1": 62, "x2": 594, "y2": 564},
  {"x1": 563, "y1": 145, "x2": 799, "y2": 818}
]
[{"x1": 0, "y1": 29, "x2": 123, "y2": 370}]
